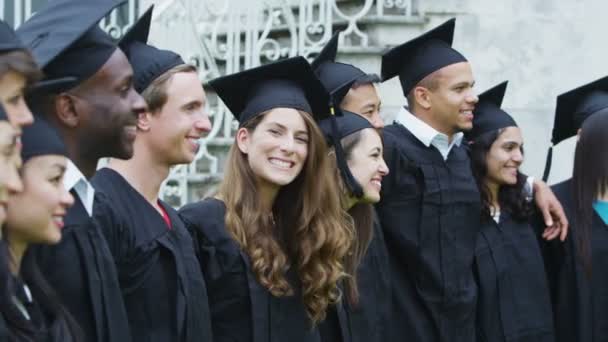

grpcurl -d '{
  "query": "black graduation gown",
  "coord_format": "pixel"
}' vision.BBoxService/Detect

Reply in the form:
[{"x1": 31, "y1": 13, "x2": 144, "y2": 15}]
[
  {"x1": 30, "y1": 186, "x2": 131, "y2": 342},
  {"x1": 542, "y1": 179, "x2": 608, "y2": 342},
  {"x1": 179, "y1": 198, "x2": 321, "y2": 342},
  {"x1": 375, "y1": 123, "x2": 481, "y2": 342},
  {"x1": 319, "y1": 213, "x2": 391, "y2": 342},
  {"x1": 474, "y1": 213, "x2": 554, "y2": 342},
  {"x1": 91, "y1": 168, "x2": 213, "y2": 342}
]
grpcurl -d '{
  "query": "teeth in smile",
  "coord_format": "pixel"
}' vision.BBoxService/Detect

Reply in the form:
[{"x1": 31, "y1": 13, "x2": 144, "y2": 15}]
[
  {"x1": 371, "y1": 180, "x2": 382, "y2": 188},
  {"x1": 269, "y1": 158, "x2": 292, "y2": 168}
]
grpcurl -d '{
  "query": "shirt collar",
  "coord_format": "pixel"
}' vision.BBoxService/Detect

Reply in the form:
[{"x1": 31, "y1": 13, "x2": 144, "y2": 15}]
[
  {"x1": 63, "y1": 160, "x2": 95, "y2": 216},
  {"x1": 395, "y1": 106, "x2": 463, "y2": 146}
]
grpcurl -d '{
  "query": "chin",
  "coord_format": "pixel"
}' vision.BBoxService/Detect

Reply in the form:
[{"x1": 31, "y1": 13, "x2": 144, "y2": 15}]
[{"x1": 362, "y1": 191, "x2": 381, "y2": 204}]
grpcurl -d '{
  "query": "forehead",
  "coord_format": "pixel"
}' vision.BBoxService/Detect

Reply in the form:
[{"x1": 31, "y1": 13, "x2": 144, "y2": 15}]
[
  {"x1": 345, "y1": 83, "x2": 380, "y2": 104},
  {"x1": 165, "y1": 71, "x2": 205, "y2": 99},
  {"x1": 0, "y1": 70, "x2": 27, "y2": 91},
  {"x1": 356, "y1": 127, "x2": 382, "y2": 148},
  {"x1": 84, "y1": 48, "x2": 132, "y2": 87},
  {"x1": 435, "y1": 62, "x2": 474, "y2": 86},
  {"x1": 496, "y1": 126, "x2": 523, "y2": 143},
  {"x1": 260, "y1": 107, "x2": 308, "y2": 130}
]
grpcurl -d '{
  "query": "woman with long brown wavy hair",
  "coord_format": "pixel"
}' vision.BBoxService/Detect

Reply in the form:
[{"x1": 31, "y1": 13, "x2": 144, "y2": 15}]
[{"x1": 179, "y1": 56, "x2": 353, "y2": 342}]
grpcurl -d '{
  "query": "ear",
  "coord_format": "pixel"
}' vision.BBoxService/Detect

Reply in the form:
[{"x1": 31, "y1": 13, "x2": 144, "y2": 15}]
[
  {"x1": 413, "y1": 86, "x2": 432, "y2": 110},
  {"x1": 137, "y1": 111, "x2": 153, "y2": 132},
  {"x1": 54, "y1": 93, "x2": 80, "y2": 128},
  {"x1": 235, "y1": 127, "x2": 250, "y2": 154}
]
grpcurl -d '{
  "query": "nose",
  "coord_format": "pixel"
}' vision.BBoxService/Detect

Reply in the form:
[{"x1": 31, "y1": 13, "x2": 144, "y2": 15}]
[
  {"x1": 6, "y1": 164, "x2": 23, "y2": 194},
  {"x1": 194, "y1": 112, "x2": 212, "y2": 133},
  {"x1": 279, "y1": 135, "x2": 296, "y2": 153},
  {"x1": 16, "y1": 100, "x2": 34, "y2": 128},
  {"x1": 467, "y1": 89, "x2": 479, "y2": 104},
  {"x1": 512, "y1": 148, "x2": 524, "y2": 164},
  {"x1": 378, "y1": 157, "x2": 389, "y2": 176},
  {"x1": 372, "y1": 112, "x2": 384, "y2": 129},
  {"x1": 130, "y1": 90, "x2": 148, "y2": 114},
  {"x1": 61, "y1": 188, "x2": 75, "y2": 208}
]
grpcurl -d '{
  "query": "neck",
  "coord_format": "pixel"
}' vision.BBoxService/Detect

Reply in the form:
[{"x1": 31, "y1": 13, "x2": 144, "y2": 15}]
[
  {"x1": 344, "y1": 195, "x2": 358, "y2": 210},
  {"x1": 64, "y1": 135, "x2": 98, "y2": 179},
  {"x1": 108, "y1": 143, "x2": 169, "y2": 208},
  {"x1": 257, "y1": 180, "x2": 279, "y2": 213},
  {"x1": 7, "y1": 236, "x2": 27, "y2": 276},
  {"x1": 411, "y1": 107, "x2": 456, "y2": 142},
  {"x1": 486, "y1": 180, "x2": 500, "y2": 212}
]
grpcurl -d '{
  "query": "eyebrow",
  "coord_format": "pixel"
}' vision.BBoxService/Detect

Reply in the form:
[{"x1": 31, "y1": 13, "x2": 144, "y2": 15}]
[
  {"x1": 51, "y1": 163, "x2": 67, "y2": 173},
  {"x1": 181, "y1": 100, "x2": 202, "y2": 109}
]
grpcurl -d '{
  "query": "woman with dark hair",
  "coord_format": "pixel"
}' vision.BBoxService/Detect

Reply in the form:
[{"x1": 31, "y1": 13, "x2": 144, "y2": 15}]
[
  {"x1": 179, "y1": 57, "x2": 353, "y2": 342},
  {"x1": 542, "y1": 77, "x2": 608, "y2": 342},
  {"x1": 467, "y1": 82, "x2": 554, "y2": 342},
  {"x1": 315, "y1": 110, "x2": 390, "y2": 342},
  {"x1": 1, "y1": 117, "x2": 82, "y2": 341},
  {"x1": 0, "y1": 20, "x2": 41, "y2": 132}
]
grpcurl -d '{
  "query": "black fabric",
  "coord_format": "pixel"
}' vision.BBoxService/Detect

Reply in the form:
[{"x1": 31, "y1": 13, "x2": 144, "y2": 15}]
[
  {"x1": 20, "y1": 116, "x2": 66, "y2": 163},
  {"x1": 552, "y1": 76, "x2": 608, "y2": 145},
  {"x1": 318, "y1": 110, "x2": 374, "y2": 145},
  {"x1": 465, "y1": 81, "x2": 517, "y2": 142},
  {"x1": 375, "y1": 123, "x2": 481, "y2": 341},
  {"x1": 30, "y1": 189, "x2": 131, "y2": 342},
  {"x1": 541, "y1": 179, "x2": 608, "y2": 342},
  {"x1": 321, "y1": 213, "x2": 391, "y2": 342},
  {"x1": 474, "y1": 213, "x2": 554, "y2": 342},
  {"x1": 0, "y1": 19, "x2": 25, "y2": 52},
  {"x1": 311, "y1": 32, "x2": 367, "y2": 106},
  {"x1": 16, "y1": 0, "x2": 125, "y2": 91},
  {"x1": 91, "y1": 168, "x2": 212, "y2": 342},
  {"x1": 179, "y1": 198, "x2": 321, "y2": 342},
  {"x1": 209, "y1": 56, "x2": 330, "y2": 124},
  {"x1": 119, "y1": 6, "x2": 185, "y2": 94},
  {"x1": 381, "y1": 18, "x2": 467, "y2": 96}
]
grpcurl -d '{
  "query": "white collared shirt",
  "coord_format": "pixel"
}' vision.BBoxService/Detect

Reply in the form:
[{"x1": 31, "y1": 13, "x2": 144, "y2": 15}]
[
  {"x1": 394, "y1": 106, "x2": 464, "y2": 160},
  {"x1": 63, "y1": 160, "x2": 96, "y2": 216}
]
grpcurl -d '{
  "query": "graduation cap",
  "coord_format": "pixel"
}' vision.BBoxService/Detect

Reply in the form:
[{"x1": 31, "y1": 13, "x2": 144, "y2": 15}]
[
  {"x1": 542, "y1": 75, "x2": 608, "y2": 181},
  {"x1": 209, "y1": 56, "x2": 330, "y2": 125},
  {"x1": 0, "y1": 19, "x2": 25, "y2": 52},
  {"x1": 21, "y1": 116, "x2": 67, "y2": 163},
  {"x1": 16, "y1": 0, "x2": 126, "y2": 92},
  {"x1": 312, "y1": 32, "x2": 369, "y2": 105},
  {"x1": 381, "y1": 18, "x2": 467, "y2": 97},
  {"x1": 465, "y1": 81, "x2": 516, "y2": 142},
  {"x1": 118, "y1": 5, "x2": 185, "y2": 94}
]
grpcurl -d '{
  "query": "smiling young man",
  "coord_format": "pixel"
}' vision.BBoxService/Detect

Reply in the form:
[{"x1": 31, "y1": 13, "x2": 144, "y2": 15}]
[
  {"x1": 376, "y1": 18, "x2": 567, "y2": 342},
  {"x1": 90, "y1": 8, "x2": 213, "y2": 341},
  {"x1": 17, "y1": 1, "x2": 147, "y2": 341}
]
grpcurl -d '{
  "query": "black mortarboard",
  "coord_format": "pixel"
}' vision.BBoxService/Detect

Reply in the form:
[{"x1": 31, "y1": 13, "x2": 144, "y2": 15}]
[
  {"x1": 318, "y1": 110, "x2": 374, "y2": 144},
  {"x1": 465, "y1": 81, "x2": 516, "y2": 142},
  {"x1": 542, "y1": 75, "x2": 608, "y2": 181},
  {"x1": 381, "y1": 18, "x2": 467, "y2": 96},
  {"x1": 209, "y1": 56, "x2": 330, "y2": 125},
  {"x1": 16, "y1": 0, "x2": 125, "y2": 91},
  {"x1": 118, "y1": 6, "x2": 185, "y2": 94},
  {"x1": 312, "y1": 32, "x2": 368, "y2": 105},
  {"x1": 21, "y1": 116, "x2": 67, "y2": 163},
  {"x1": 0, "y1": 19, "x2": 25, "y2": 52}
]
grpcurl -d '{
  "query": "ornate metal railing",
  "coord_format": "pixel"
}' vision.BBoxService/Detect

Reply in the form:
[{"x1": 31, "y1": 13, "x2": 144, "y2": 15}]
[{"x1": 2, "y1": 0, "x2": 424, "y2": 207}]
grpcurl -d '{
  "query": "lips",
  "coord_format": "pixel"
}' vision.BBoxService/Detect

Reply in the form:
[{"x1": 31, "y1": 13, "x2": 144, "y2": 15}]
[
  {"x1": 52, "y1": 215, "x2": 65, "y2": 229},
  {"x1": 370, "y1": 177, "x2": 382, "y2": 190},
  {"x1": 460, "y1": 109, "x2": 474, "y2": 120},
  {"x1": 269, "y1": 157, "x2": 294, "y2": 169}
]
